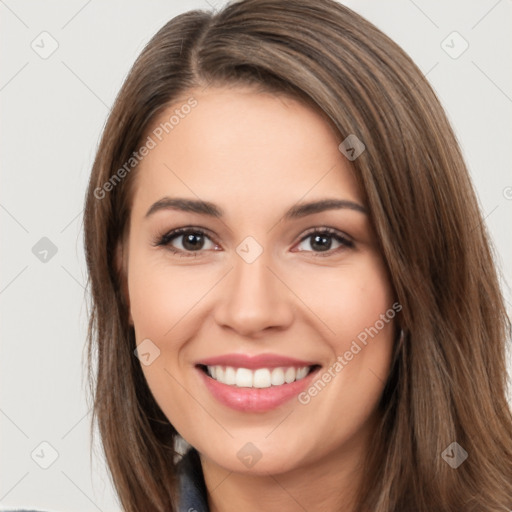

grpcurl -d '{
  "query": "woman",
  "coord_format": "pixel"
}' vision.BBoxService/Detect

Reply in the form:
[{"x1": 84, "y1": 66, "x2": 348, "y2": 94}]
[{"x1": 75, "y1": 0, "x2": 512, "y2": 511}]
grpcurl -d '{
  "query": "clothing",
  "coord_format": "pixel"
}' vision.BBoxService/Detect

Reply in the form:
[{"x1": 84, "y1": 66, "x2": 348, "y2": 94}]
[
  {"x1": 2, "y1": 447, "x2": 209, "y2": 512},
  {"x1": 176, "y1": 446, "x2": 210, "y2": 512}
]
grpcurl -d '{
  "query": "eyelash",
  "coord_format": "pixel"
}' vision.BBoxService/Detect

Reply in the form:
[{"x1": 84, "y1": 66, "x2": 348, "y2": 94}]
[{"x1": 153, "y1": 226, "x2": 354, "y2": 258}]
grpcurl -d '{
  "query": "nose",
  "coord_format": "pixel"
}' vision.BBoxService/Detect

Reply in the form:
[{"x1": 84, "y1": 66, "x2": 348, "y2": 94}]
[{"x1": 213, "y1": 250, "x2": 294, "y2": 337}]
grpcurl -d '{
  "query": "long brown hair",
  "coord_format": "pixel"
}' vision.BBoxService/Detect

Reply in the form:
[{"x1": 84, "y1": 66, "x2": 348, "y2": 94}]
[{"x1": 83, "y1": 1, "x2": 512, "y2": 510}]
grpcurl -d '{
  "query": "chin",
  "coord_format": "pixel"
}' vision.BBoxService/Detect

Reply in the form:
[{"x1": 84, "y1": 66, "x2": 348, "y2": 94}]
[{"x1": 196, "y1": 438, "x2": 310, "y2": 476}]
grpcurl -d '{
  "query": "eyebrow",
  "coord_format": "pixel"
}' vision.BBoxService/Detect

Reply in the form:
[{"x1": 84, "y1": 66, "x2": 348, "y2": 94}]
[{"x1": 145, "y1": 197, "x2": 367, "y2": 220}]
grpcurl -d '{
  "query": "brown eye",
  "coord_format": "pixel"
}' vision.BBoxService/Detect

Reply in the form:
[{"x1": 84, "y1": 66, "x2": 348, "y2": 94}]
[
  {"x1": 295, "y1": 228, "x2": 354, "y2": 256},
  {"x1": 155, "y1": 228, "x2": 218, "y2": 256}
]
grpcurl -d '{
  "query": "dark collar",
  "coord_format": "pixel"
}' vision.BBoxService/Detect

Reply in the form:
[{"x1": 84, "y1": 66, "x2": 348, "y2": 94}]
[{"x1": 176, "y1": 447, "x2": 210, "y2": 512}]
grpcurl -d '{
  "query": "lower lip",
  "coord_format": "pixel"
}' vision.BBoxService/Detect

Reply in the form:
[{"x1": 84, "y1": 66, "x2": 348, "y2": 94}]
[{"x1": 196, "y1": 366, "x2": 320, "y2": 412}]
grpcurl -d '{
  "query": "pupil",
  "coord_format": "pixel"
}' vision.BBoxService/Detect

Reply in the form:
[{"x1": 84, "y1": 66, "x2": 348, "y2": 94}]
[
  {"x1": 180, "y1": 233, "x2": 333, "y2": 252},
  {"x1": 183, "y1": 233, "x2": 203, "y2": 250},
  {"x1": 311, "y1": 234, "x2": 331, "y2": 251}
]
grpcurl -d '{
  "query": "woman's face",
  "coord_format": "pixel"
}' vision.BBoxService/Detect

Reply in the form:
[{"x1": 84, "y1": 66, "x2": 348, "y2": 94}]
[{"x1": 122, "y1": 86, "x2": 397, "y2": 476}]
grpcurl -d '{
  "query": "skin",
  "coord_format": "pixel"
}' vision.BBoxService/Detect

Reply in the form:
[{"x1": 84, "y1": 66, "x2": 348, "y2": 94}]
[{"x1": 119, "y1": 86, "x2": 397, "y2": 512}]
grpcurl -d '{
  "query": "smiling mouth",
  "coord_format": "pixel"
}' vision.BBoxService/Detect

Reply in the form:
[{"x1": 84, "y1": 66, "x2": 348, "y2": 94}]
[{"x1": 197, "y1": 364, "x2": 321, "y2": 388}]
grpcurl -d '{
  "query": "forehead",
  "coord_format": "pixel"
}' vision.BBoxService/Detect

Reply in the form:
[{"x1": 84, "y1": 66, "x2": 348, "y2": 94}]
[{"x1": 131, "y1": 87, "x2": 362, "y2": 218}]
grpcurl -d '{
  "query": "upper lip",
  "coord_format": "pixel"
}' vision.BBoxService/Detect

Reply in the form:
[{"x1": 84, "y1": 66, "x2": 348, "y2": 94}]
[{"x1": 196, "y1": 353, "x2": 319, "y2": 370}]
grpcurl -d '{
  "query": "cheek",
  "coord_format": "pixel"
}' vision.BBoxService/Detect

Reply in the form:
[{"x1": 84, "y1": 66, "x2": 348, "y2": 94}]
[
  {"x1": 127, "y1": 250, "x2": 207, "y2": 342},
  {"x1": 128, "y1": 263, "x2": 171, "y2": 340},
  {"x1": 288, "y1": 255, "x2": 395, "y2": 349},
  {"x1": 333, "y1": 259, "x2": 396, "y2": 376},
  {"x1": 295, "y1": 259, "x2": 396, "y2": 443},
  {"x1": 341, "y1": 268, "x2": 394, "y2": 343},
  {"x1": 126, "y1": 252, "x2": 199, "y2": 429}
]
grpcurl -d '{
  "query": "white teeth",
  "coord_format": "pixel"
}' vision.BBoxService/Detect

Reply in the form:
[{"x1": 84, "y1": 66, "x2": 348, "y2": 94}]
[
  {"x1": 296, "y1": 367, "x2": 309, "y2": 380},
  {"x1": 271, "y1": 368, "x2": 285, "y2": 386},
  {"x1": 206, "y1": 365, "x2": 312, "y2": 388},
  {"x1": 284, "y1": 367, "x2": 296, "y2": 384},
  {"x1": 224, "y1": 366, "x2": 236, "y2": 385},
  {"x1": 253, "y1": 368, "x2": 271, "y2": 388},
  {"x1": 236, "y1": 368, "x2": 253, "y2": 387}
]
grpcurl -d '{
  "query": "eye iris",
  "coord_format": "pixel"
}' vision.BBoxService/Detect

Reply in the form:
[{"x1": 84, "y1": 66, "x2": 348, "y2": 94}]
[
  {"x1": 182, "y1": 232, "x2": 204, "y2": 251},
  {"x1": 168, "y1": 230, "x2": 341, "y2": 253},
  {"x1": 311, "y1": 233, "x2": 332, "y2": 252}
]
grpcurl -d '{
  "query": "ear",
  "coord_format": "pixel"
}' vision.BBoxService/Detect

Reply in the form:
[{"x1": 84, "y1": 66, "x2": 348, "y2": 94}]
[{"x1": 115, "y1": 240, "x2": 133, "y2": 326}]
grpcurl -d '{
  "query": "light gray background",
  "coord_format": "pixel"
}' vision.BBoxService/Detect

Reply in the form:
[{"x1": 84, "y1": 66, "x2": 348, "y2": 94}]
[{"x1": 1, "y1": 0, "x2": 511, "y2": 510}]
